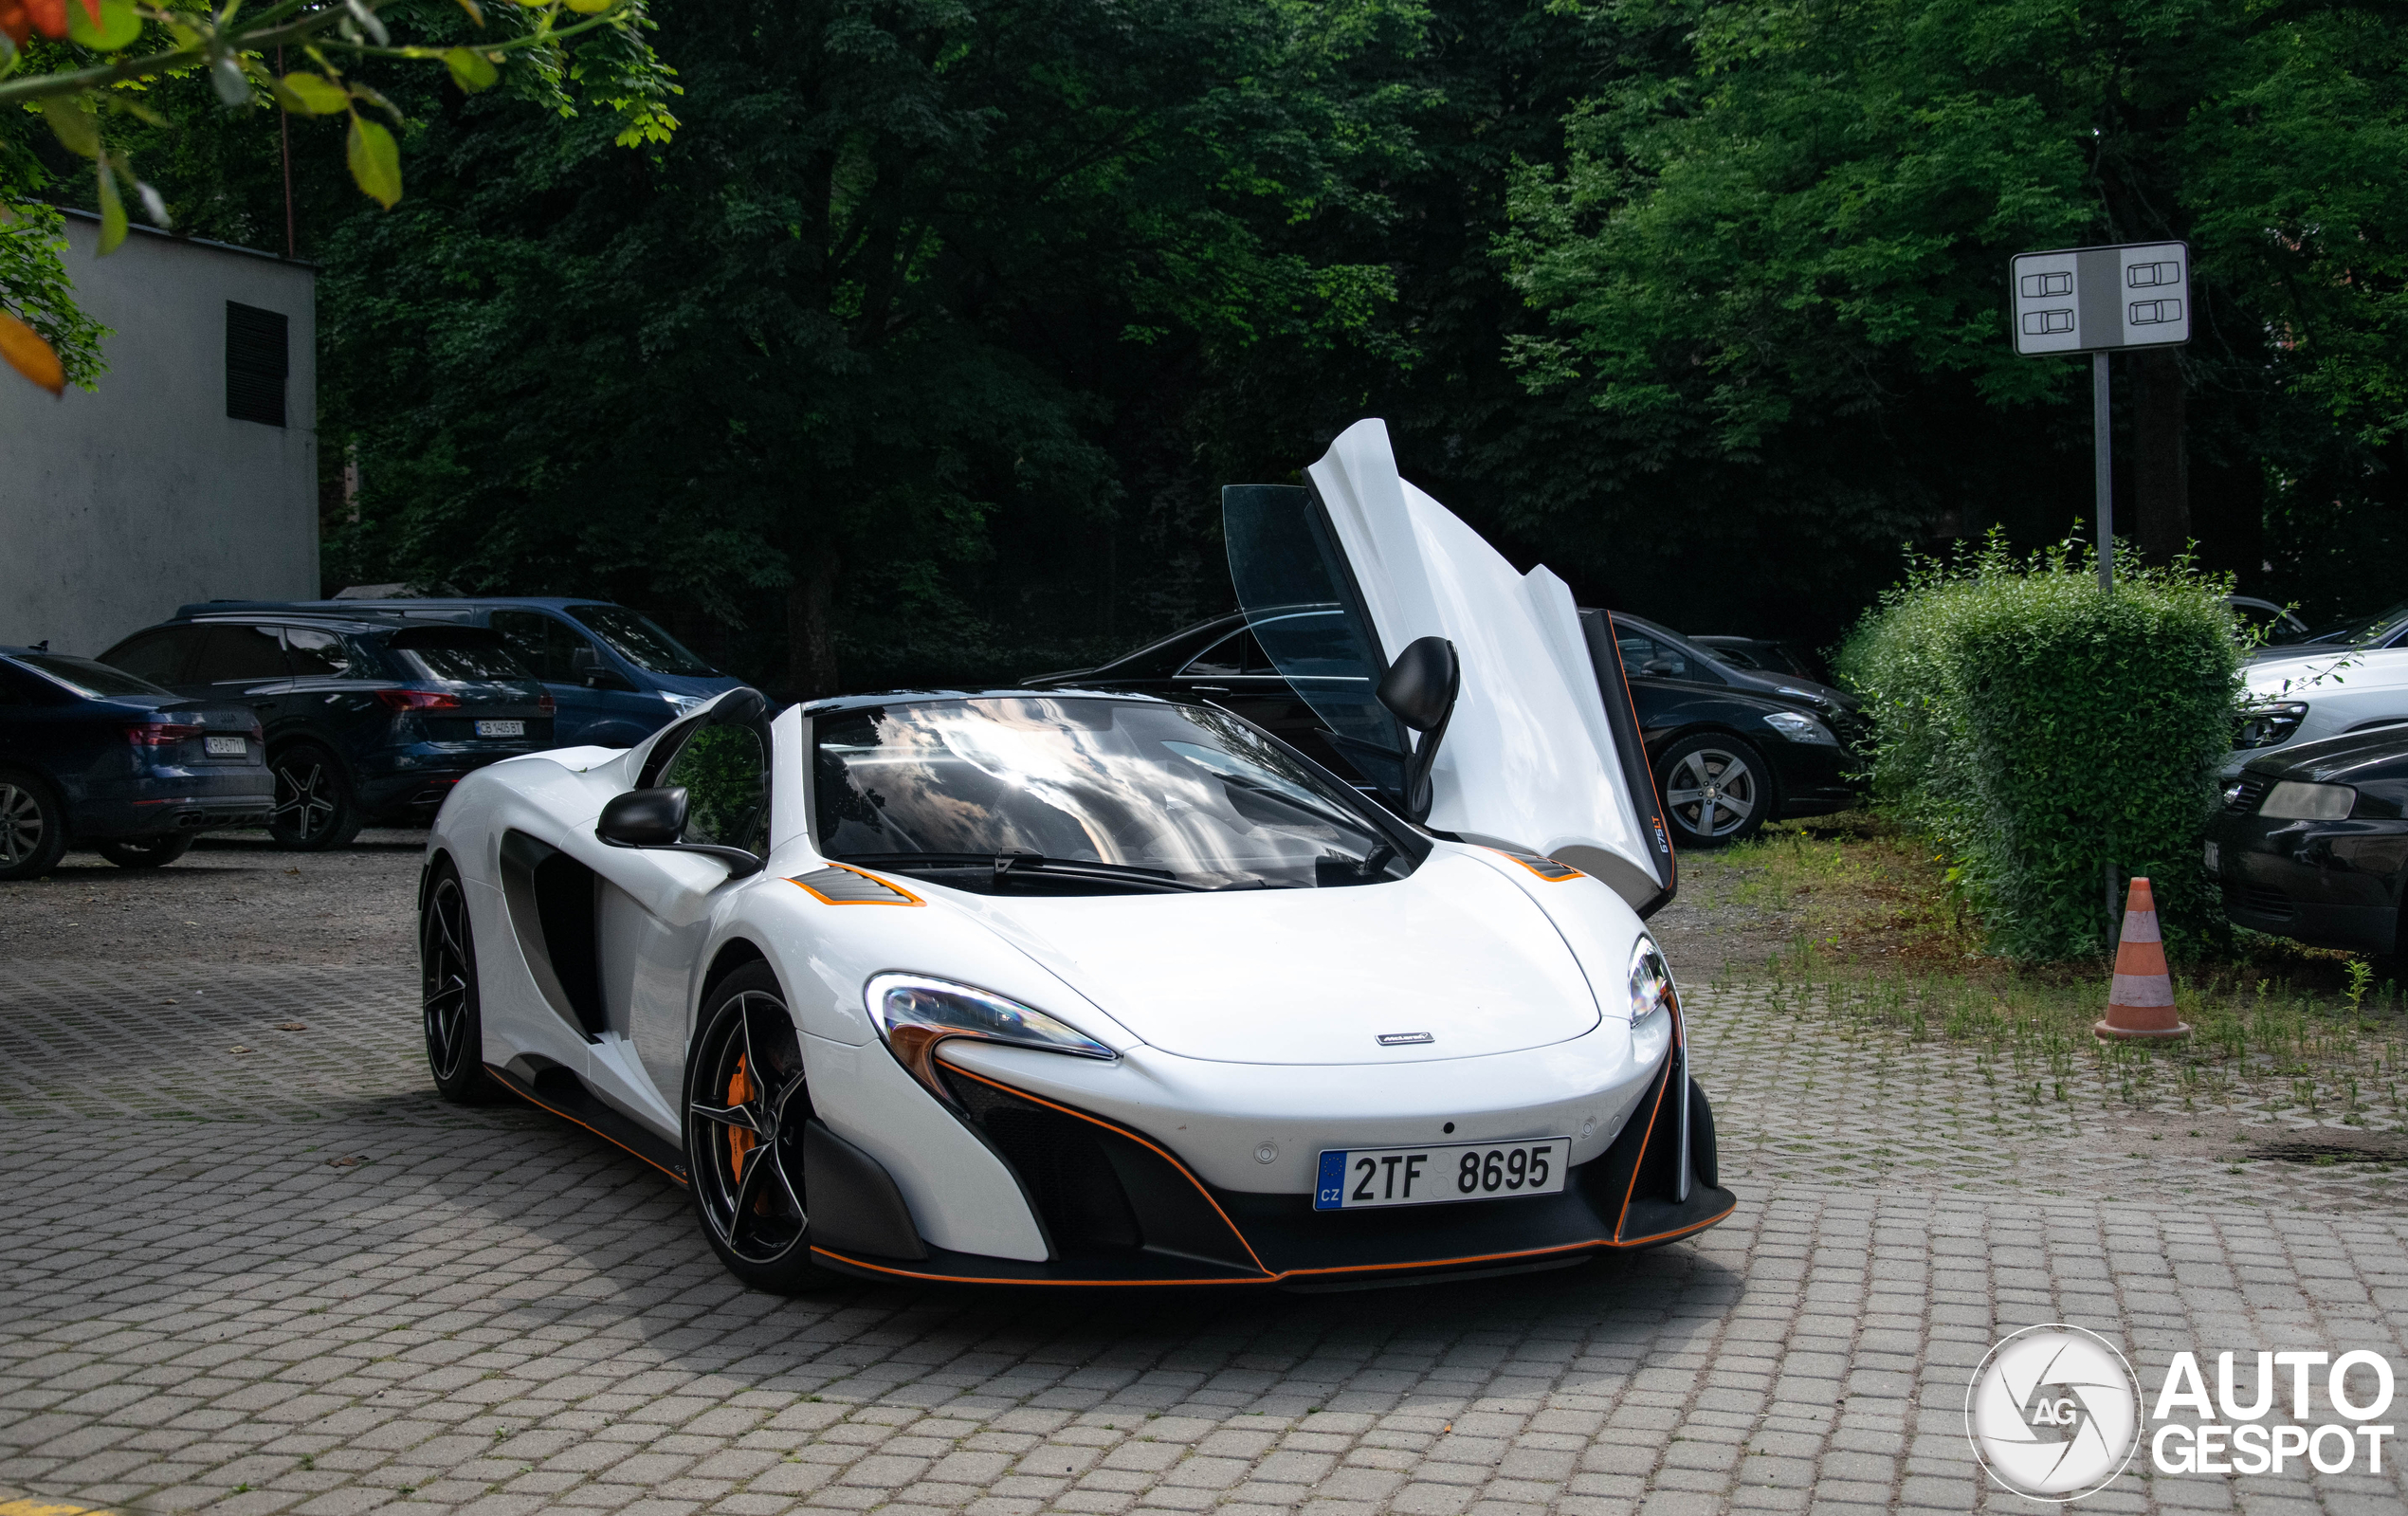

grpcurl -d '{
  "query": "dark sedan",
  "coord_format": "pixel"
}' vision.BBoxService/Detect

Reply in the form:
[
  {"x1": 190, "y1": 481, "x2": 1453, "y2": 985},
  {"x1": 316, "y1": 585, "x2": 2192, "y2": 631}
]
[
  {"x1": 0, "y1": 646, "x2": 271, "y2": 879},
  {"x1": 1028, "y1": 606, "x2": 1860, "y2": 848},
  {"x1": 97, "y1": 613, "x2": 556, "y2": 850},
  {"x1": 2208, "y1": 725, "x2": 2408, "y2": 956}
]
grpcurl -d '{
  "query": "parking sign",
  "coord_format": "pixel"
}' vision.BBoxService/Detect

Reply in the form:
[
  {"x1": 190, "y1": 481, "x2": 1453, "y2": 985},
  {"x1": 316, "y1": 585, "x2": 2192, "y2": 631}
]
[{"x1": 2011, "y1": 242, "x2": 2190, "y2": 356}]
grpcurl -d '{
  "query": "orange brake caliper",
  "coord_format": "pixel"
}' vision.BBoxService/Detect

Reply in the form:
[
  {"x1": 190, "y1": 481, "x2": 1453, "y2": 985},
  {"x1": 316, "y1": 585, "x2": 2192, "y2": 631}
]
[{"x1": 726, "y1": 1054, "x2": 757, "y2": 1191}]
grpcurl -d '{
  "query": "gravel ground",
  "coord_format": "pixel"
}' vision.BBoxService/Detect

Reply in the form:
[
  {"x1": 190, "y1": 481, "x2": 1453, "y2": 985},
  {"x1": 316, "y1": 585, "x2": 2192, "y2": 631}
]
[{"x1": 0, "y1": 829, "x2": 425, "y2": 969}]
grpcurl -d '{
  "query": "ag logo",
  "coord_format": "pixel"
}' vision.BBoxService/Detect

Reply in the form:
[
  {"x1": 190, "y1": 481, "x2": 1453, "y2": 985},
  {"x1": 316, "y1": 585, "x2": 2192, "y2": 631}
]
[{"x1": 1965, "y1": 1324, "x2": 2142, "y2": 1501}]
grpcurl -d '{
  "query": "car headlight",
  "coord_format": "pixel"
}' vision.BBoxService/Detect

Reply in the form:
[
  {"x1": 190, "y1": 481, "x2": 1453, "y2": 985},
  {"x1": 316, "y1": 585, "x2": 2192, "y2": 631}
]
[
  {"x1": 1630, "y1": 936, "x2": 1678, "y2": 1025},
  {"x1": 662, "y1": 692, "x2": 707, "y2": 715},
  {"x1": 2234, "y1": 701, "x2": 2308, "y2": 749},
  {"x1": 1760, "y1": 709, "x2": 1838, "y2": 745},
  {"x1": 2259, "y1": 780, "x2": 2356, "y2": 820},
  {"x1": 866, "y1": 973, "x2": 1115, "y2": 1098}
]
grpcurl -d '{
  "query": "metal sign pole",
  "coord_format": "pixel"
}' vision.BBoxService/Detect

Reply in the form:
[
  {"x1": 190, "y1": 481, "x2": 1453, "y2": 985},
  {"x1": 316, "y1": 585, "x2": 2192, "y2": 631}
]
[{"x1": 2095, "y1": 350, "x2": 2116, "y2": 935}]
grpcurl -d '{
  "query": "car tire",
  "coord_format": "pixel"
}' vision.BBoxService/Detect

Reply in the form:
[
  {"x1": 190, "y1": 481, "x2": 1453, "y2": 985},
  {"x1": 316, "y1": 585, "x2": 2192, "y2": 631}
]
[
  {"x1": 0, "y1": 767, "x2": 69, "y2": 882},
  {"x1": 268, "y1": 742, "x2": 363, "y2": 851},
  {"x1": 684, "y1": 961, "x2": 845, "y2": 1294},
  {"x1": 420, "y1": 858, "x2": 502, "y2": 1105},
  {"x1": 95, "y1": 833, "x2": 196, "y2": 868},
  {"x1": 1655, "y1": 734, "x2": 1772, "y2": 849}
]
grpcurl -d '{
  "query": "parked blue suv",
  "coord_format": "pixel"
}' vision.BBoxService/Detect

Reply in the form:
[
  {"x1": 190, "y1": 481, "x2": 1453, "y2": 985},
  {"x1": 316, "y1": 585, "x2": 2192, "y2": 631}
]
[
  {"x1": 99, "y1": 612, "x2": 554, "y2": 850},
  {"x1": 182, "y1": 597, "x2": 743, "y2": 749},
  {"x1": 0, "y1": 646, "x2": 272, "y2": 879}
]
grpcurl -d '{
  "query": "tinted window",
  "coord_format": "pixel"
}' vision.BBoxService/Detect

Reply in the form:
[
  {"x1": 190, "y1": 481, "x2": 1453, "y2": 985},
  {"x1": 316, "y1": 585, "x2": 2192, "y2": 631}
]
[
  {"x1": 490, "y1": 611, "x2": 590, "y2": 684},
  {"x1": 656, "y1": 721, "x2": 768, "y2": 852},
  {"x1": 565, "y1": 605, "x2": 716, "y2": 676},
  {"x1": 190, "y1": 624, "x2": 290, "y2": 685},
  {"x1": 283, "y1": 627, "x2": 357, "y2": 678},
  {"x1": 1616, "y1": 633, "x2": 1692, "y2": 681},
  {"x1": 0, "y1": 659, "x2": 69, "y2": 704},
  {"x1": 393, "y1": 640, "x2": 533, "y2": 684},
  {"x1": 1181, "y1": 631, "x2": 1246, "y2": 676},
  {"x1": 15, "y1": 653, "x2": 171, "y2": 699},
  {"x1": 103, "y1": 628, "x2": 197, "y2": 686}
]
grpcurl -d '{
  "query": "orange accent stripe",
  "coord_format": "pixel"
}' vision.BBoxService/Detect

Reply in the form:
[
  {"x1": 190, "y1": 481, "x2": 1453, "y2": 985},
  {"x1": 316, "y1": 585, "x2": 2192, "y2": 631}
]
[
  {"x1": 789, "y1": 864, "x2": 925, "y2": 906},
  {"x1": 486, "y1": 1068, "x2": 688, "y2": 1187},
  {"x1": 1482, "y1": 847, "x2": 1580, "y2": 882},
  {"x1": 939, "y1": 1062, "x2": 1272, "y2": 1275}
]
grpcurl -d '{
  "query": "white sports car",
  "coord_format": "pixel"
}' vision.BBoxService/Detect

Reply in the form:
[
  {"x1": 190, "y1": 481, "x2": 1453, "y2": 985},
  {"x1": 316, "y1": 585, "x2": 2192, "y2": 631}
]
[{"x1": 419, "y1": 419, "x2": 1730, "y2": 1290}]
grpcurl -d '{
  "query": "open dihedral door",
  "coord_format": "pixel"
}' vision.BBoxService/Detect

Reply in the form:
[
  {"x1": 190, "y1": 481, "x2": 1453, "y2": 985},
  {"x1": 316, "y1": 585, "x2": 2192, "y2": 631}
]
[{"x1": 1223, "y1": 418, "x2": 1675, "y2": 917}]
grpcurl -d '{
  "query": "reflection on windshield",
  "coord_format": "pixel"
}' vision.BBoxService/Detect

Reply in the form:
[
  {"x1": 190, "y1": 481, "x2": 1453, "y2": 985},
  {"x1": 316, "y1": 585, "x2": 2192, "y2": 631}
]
[
  {"x1": 17, "y1": 652, "x2": 168, "y2": 699},
  {"x1": 812, "y1": 697, "x2": 1412, "y2": 891},
  {"x1": 566, "y1": 605, "x2": 719, "y2": 675}
]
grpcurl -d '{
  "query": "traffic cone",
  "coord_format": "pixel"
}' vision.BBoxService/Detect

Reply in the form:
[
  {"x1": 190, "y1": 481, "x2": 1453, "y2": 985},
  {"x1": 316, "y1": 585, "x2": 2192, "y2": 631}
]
[{"x1": 2095, "y1": 876, "x2": 2190, "y2": 1040}]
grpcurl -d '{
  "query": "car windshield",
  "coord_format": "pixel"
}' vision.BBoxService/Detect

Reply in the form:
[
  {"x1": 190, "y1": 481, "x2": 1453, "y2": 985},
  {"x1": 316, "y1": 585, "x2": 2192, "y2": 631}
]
[
  {"x1": 16, "y1": 652, "x2": 169, "y2": 699},
  {"x1": 566, "y1": 605, "x2": 718, "y2": 676},
  {"x1": 812, "y1": 696, "x2": 1415, "y2": 891},
  {"x1": 2300, "y1": 599, "x2": 2408, "y2": 648}
]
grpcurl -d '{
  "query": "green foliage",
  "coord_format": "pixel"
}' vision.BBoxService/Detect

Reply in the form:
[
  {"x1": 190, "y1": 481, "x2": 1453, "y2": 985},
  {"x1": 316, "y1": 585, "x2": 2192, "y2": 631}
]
[
  {"x1": 0, "y1": 200, "x2": 106, "y2": 386},
  {"x1": 1836, "y1": 532, "x2": 2242, "y2": 960}
]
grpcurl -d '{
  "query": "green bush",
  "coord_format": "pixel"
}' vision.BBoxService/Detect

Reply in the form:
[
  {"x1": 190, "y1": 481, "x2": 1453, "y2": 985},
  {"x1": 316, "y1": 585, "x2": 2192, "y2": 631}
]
[{"x1": 1834, "y1": 534, "x2": 2242, "y2": 960}]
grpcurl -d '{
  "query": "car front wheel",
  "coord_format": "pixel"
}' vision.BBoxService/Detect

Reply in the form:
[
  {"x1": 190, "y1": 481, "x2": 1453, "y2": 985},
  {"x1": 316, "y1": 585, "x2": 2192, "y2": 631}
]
[
  {"x1": 0, "y1": 768, "x2": 67, "y2": 881},
  {"x1": 1656, "y1": 734, "x2": 1771, "y2": 849},
  {"x1": 684, "y1": 961, "x2": 842, "y2": 1293},
  {"x1": 420, "y1": 860, "x2": 501, "y2": 1105}
]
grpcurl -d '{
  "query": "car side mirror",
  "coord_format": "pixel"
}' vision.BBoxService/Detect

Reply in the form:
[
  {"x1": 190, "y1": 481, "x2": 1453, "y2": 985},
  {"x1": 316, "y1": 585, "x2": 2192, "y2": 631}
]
[
  {"x1": 1376, "y1": 636, "x2": 1459, "y2": 823},
  {"x1": 571, "y1": 646, "x2": 633, "y2": 691},
  {"x1": 596, "y1": 787, "x2": 763, "y2": 878}
]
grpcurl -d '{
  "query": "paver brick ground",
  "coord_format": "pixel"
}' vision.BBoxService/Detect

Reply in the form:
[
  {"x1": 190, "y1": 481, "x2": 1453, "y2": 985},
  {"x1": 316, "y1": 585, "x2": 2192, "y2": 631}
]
[{"x1": 5, "y1": 849, "x2": 2408, "y2": 1515}]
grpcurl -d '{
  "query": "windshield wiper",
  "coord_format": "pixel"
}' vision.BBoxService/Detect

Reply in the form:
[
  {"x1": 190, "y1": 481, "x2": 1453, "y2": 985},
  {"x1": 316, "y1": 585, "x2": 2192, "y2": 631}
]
[{"x1": 836, "y1": 851, "x2": 1215, "y2": 894}]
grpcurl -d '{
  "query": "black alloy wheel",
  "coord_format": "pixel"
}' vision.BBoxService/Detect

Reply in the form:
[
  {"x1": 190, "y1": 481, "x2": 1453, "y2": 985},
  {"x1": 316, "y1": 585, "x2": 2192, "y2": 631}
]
[
  {"x1": 684, "y1": 961, "x2": 841, "y2": 1292},
  {"x1": 0, "y1": 768, "x2": 67, "y2": 881},
  {"x1": 268, "y1": 743, "x2": 363, "y2": 851},
  {"x1": 420, "y1": 861, "x2": 500, "y2": 1104},
  {"x1": 96, "y1": 833, "x2": 195, "y2": 869},
  {"x1": 1656, "y1": 734, "x2": 1770, "y2": 849}
]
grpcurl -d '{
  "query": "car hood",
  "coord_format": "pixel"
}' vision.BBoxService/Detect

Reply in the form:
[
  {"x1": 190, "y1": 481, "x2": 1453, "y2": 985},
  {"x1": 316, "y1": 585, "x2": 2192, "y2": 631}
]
[
  {"x1": 2242, "y1": 724, "x2": 2408, "y2": 784},
  {"x1": 2241, "y1": 647, "x2": 2408, "y2": 691},
  {"x1": 942, "y1": 848, "x2": 1608, "y2": 1065}
]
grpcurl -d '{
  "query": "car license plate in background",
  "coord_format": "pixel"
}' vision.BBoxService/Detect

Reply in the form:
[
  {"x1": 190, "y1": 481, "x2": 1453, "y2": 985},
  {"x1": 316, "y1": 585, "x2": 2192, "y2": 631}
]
[
  {"x1": 2203, "y1": 840, "x2": 2219, "y2": 875},
  {"x1": 476, "y1": 720, "x2": 525, "y2": 738},
  {"x1": 204, "y1": 736, "x2": 246, "y2": 756},
  {"x1": 1314, "y1": 1138, "x2": 1569, "y2": 1211}
]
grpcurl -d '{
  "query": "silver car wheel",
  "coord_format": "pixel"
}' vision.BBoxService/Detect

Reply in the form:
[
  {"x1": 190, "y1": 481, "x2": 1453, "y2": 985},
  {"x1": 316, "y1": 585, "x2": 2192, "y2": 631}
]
[
  {"x1": 1666, "y1": 746, "x2": 1760, "y2": 839},
  {"x1": 0, "y1": 781, "x2": 42, "y2": 866}
]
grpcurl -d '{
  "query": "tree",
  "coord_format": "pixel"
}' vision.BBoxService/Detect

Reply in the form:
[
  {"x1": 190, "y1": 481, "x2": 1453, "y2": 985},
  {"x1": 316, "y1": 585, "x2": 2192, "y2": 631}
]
[
  {"x1": 0, "y1": 0, "x2": 675, "y2": 392},
  {"x1": 1503, "y1": 0, "x2": 2408, "y2": 626}
]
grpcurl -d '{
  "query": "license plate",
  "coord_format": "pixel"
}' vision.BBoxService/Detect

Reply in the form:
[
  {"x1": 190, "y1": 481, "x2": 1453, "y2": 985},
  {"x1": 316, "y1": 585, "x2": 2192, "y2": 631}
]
[
  {"x1": 1314, "y1": 1138, "x2": 1569, "y2": 1211},
  {"x1": 204, "y1": 735, "x2": 246, "y2": 756},
  {"x1": 476, "y1": 720, "x2": 525, "y2": 738},
  {"x1": 2203, "y1": 840, "x2": 2219, "y2": 875}
]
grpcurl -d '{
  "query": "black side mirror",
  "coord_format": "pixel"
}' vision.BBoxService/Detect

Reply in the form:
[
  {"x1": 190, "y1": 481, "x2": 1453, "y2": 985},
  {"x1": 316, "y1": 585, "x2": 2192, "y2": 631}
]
[
  {"x1": 571, "y1": 646, "x2": 634, "y2": 691},
  {"x1": 1376, "y1": 636, "x2": 1459, "y2": 823},
  {"x1": 596, "y1": 786, "x2": 763, "y2": 878}
]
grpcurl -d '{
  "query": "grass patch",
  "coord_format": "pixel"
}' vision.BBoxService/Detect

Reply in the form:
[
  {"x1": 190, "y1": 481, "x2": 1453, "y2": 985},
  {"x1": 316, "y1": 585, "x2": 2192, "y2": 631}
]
[{"x1": 1687, "y1": 812, "x2": 2408, "y2": 1119}]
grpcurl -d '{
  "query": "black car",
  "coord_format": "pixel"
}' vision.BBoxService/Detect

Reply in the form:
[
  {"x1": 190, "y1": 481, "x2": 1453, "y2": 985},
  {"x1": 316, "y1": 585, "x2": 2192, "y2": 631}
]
[
  {"x1": 2207, "y1": 725, "x2": 2408, "y2": 955},
  {"x1": 96, "y1": 612, "x2": 556, "y2": 850},
  {"x1": 0, "y1": 646, "x2": 272, "y2": 880},
  {"x1": 1027, "y1": 606, "x2": 1860, "y2": 848},
  {"x1": 1691, "y1": 634, "x2": 1828, "y2": 684}
]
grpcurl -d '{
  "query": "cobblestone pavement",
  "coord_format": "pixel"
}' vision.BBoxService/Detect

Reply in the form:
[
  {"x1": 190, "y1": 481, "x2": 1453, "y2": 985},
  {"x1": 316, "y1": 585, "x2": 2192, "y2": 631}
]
[{"x1": 6, "y1": 956, "x2": 2408, "y2": 1516}]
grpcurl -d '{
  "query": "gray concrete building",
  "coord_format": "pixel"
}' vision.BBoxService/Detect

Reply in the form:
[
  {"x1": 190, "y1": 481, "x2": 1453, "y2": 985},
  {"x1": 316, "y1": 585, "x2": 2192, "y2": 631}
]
[{"x1": 1, "y1": 210, "x2": 316, "y2": 655}]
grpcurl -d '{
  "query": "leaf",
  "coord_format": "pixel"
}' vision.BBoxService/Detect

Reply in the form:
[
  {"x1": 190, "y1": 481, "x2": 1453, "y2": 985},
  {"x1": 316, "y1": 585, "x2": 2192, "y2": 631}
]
[
  {"x1": 40, "y1": 96, "x2": 100, "y2": 158},
  {"x1": 210, "y1": 52, "x2": 251, "y2": 106},
  {"x1": 64, "y1": 0, "x2": 137, "y2": 49},
  {"x1": 451, "y1": 0, "x2": 484, "y2": 24},
  {"x1": 0, "y1": 311, "x2": 64, "y2": 395},
  {"x1": 443, "y1": 46, "x2": 498, "y2": 92},
  {"x1": 21, "y1": 0, "x2": 64, "y2": 40},
  {"x1": 561, "y1": 0, "x2": 615, "y2": 11},
  {"x1": 280, "y1": 72, "x2": 351, "y2": 115},
  {"x1": 347, "y1": 114, "x2": 401, "y2": 209},
  {"x1": 95, "y1": 160, "x2": 125, "y2": 254},
  {"x1": 136, "y1": 179, "x2": 168, "y2": 228}
]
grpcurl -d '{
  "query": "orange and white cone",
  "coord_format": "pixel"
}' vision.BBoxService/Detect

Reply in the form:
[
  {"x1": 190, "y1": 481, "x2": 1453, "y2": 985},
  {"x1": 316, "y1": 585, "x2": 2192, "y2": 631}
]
[{"x1": 2095, "y1": 876, "x2": 2190, "y2": 1040}]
